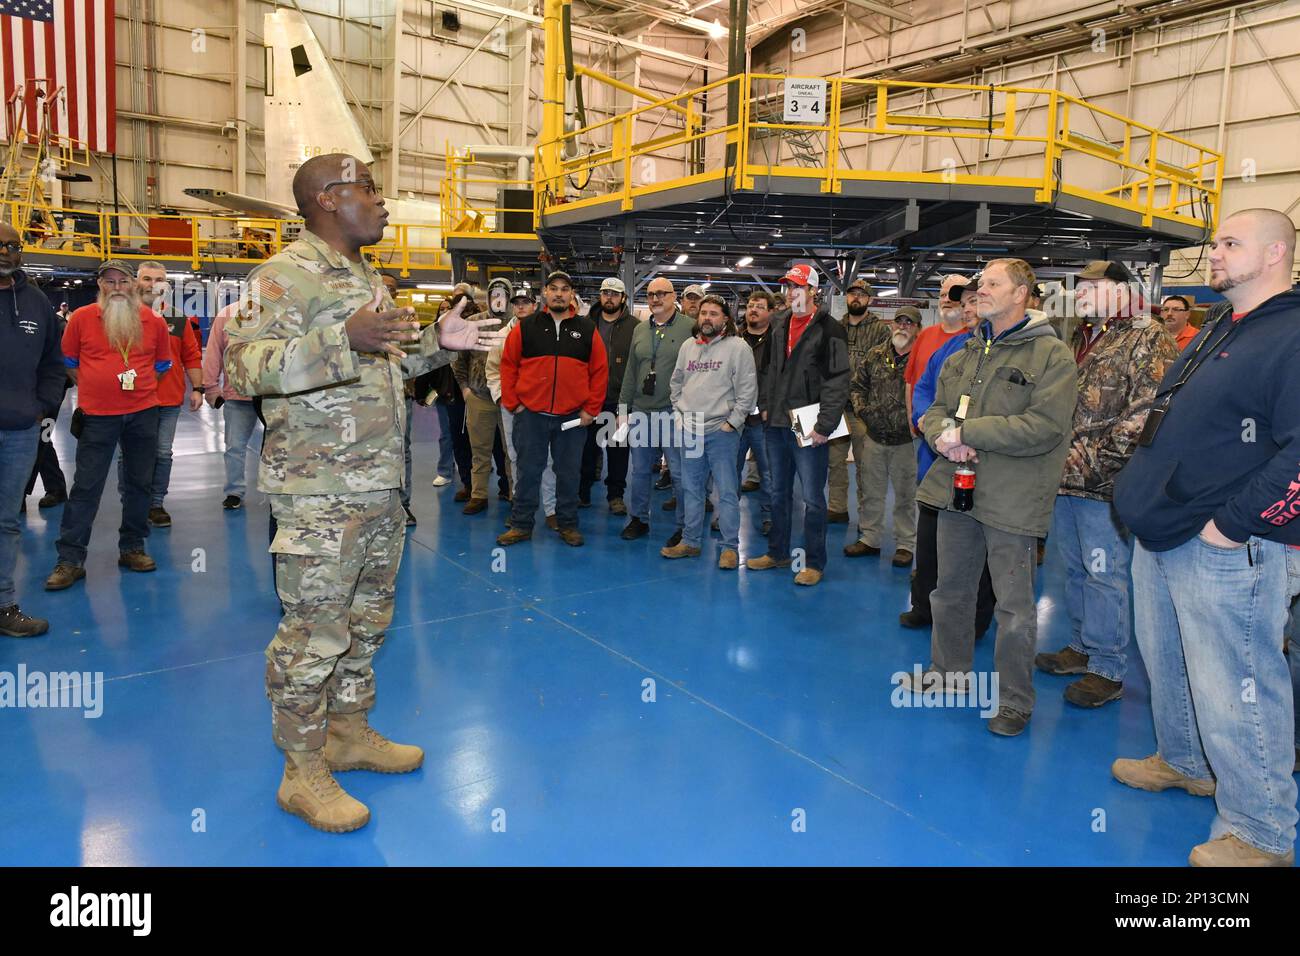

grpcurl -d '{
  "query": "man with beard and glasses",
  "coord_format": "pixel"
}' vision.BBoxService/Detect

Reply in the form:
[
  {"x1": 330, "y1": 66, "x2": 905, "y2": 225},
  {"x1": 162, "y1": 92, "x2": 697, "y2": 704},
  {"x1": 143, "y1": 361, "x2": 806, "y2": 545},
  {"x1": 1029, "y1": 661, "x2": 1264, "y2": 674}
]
[
  {"x1": 45, "y1": 260, "x2": 174, "y2": 590},
  {"x1": 579, "y1": 277, "x2": 635, "y2": 514},
  {"x1": 827, "y1": 278, "x2": 888, "y2": 525},
  {"x1": 225, "y1": 153, "x2": 505, "y2": 833},
  {"x1": 845, "y1": 306, "x2": 921, "y2": 567},
  {"x1": 123, "y1": 261, "x2": 204, "y2": 528},
  {"x1": 1113, "y1": 208, "x2": 1300, "y2": 867},
  {"x1": 0, "y1": 220, "x2": 66, "y2": 636},
  {"x1": 664, "y1": 295, "x2": 756, "y2": 568}
]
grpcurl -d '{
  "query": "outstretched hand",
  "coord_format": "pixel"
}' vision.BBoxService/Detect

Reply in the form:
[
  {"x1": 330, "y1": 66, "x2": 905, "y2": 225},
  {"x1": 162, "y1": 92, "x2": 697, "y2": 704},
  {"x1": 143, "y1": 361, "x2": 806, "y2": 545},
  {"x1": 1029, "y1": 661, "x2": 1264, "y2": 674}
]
[
  {"x1": 438, "y1": 296, "x2": 509, "y2": 352},
  {"x1": 345, "y1": 288, "x2": 420, "y2": 358}
]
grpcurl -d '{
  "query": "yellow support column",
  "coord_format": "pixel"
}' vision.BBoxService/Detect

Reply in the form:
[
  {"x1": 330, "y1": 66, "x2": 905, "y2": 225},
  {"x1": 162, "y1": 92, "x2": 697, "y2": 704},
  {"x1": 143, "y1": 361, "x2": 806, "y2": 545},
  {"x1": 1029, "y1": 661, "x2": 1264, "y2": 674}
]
[{"x1": 539, "y1": 0, "x2": 567, "y2": 207}]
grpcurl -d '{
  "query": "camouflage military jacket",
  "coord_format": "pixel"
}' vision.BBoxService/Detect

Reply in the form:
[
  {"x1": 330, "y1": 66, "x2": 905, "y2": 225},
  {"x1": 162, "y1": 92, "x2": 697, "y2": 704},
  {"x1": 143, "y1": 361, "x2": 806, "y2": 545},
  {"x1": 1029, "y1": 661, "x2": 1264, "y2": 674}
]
[
  {"x1": 848, "y1": 341, "x2": 913, "y2": 445},
  {"x1": 842, "y1": 313, "x2": 890, "y2": 370},
  {"x1": 1059, "y1": 315, "x2": 1178, "y2": 501},
  {"x1": 225, "y1": 229, "x2": 452, "y2": 494}
]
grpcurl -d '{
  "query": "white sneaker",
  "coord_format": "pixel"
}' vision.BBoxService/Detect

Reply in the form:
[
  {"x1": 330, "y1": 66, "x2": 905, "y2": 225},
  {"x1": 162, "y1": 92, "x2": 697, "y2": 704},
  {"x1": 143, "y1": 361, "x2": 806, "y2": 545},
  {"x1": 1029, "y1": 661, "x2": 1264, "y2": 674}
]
[{"x1": 431, "y1": 475, "x2": 452, "y2": 487}]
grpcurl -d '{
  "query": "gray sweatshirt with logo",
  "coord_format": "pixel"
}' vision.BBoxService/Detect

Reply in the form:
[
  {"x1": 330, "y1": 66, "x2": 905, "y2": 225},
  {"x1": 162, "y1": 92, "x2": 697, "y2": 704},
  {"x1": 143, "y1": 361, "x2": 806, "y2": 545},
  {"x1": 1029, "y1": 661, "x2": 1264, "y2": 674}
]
[{"x1": 669, "y1": 334, "x2": 758, "y2": 435}]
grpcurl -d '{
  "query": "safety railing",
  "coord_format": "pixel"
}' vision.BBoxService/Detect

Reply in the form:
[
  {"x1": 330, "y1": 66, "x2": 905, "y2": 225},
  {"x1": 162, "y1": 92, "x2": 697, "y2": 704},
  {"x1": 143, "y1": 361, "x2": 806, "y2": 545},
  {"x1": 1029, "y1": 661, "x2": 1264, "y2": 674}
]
[
  {"x1": 537, "y1": 72, "x2": 1222, "y2": 233},
  {"x1": 441, "y1": 144, "x2": 539, "y2": 241},
  {"x1": 3, "y1": 201, "x2": 450, "y2": 275}
]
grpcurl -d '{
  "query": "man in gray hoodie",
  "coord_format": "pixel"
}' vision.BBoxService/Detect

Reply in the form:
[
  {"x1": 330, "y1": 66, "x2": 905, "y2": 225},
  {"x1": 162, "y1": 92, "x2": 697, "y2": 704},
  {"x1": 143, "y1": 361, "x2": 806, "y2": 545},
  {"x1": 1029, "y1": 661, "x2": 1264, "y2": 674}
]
[
  {"x1": 664, "y1": 296, "x2": 757, "y2": 568},
  {"x1": 908, "y1": 258, "x2": 1077, "y2": 737}
]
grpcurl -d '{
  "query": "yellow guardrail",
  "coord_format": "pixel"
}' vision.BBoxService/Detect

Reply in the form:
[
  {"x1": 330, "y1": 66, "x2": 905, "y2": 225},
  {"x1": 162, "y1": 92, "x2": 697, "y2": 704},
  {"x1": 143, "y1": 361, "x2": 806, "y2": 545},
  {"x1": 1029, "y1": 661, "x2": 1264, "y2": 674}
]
[
  {"x1": 441, "y1": 144, "x2": 538, "y2": 242},
  {"x1": 4, "y1": 200, "x2": 450, "y2": 276},
  {"x1": 535, "y1": 72, "x2": 1222, "y2": 234}
]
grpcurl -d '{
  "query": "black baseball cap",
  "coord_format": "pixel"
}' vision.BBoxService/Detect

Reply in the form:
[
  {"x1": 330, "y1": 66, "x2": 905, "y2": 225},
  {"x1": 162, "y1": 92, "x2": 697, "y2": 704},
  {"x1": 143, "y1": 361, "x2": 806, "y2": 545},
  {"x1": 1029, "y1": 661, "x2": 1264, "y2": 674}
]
[{"x1": 544, "y1": 270, "x2": 574, "y2": 287}]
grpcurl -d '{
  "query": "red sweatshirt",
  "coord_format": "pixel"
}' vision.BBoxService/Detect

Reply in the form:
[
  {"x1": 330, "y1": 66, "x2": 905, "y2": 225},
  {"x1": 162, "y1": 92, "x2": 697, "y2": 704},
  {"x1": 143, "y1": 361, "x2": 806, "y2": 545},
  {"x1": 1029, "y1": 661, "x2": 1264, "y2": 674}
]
[
  {"x1": 155, "y1": 311, "x2": 203, "y2": 407},
  {"x1": 62, "y1": 304, "x2": 173, "y2": 415},
  {"x1": 499, "y1": 308, "x2": 608, "y2": 417}
]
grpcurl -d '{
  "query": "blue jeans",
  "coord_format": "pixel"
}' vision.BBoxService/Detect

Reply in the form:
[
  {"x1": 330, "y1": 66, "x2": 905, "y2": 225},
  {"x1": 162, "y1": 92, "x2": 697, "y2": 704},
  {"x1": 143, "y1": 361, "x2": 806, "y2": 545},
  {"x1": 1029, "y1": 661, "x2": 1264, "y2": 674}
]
[
  {"x1": 627, "y1": 409, "x2": 683, "y2": 531},
  {"x1": 119, "y1": 403, "x2": 180, "y2": 508},
  {"x1": 508, "y1": 409, "x2": 585, "y2": 532},
  {"x1": 1133, "y1": 536, "x2": 1296, "y2": 856},
  {"x1": 435, "y1": 402, "x2": 455, "y2": 480},
  {"x1": 764, "y1": 425, "x2": 829, "y2": 571},
  {"x1": 736, "y1": 421, "x2": 770, "y2": 520},
  {"x1": 0, "y1": 424, "x2": 40, "y2": 606},
  {"x1": 1052, "y1": 495, "x2": 1133, "y2": 682},
  {"x1": 1287, "y1": 547, "x2": 1300, "y2": 753},
  {"x1": 682, "y1": 427, "x2": 740, "y2": 550},
  {"x1": 222, "y1": 399, "x2": 259, "y2": 499},
  {"x1": 59, "y1": 408, "x2": 159, "y2": 565},
  {"x1": 501, "y1": 407, "x2": 554, "y2": 517}
]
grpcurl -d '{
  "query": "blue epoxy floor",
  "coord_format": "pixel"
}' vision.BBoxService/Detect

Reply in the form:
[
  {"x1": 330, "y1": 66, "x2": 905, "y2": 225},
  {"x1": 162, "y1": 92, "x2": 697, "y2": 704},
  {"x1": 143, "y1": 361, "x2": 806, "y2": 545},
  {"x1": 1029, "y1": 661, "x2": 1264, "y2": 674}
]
[{"x1": 0, "y1": 403, "x2": 1255, "y2": 865}]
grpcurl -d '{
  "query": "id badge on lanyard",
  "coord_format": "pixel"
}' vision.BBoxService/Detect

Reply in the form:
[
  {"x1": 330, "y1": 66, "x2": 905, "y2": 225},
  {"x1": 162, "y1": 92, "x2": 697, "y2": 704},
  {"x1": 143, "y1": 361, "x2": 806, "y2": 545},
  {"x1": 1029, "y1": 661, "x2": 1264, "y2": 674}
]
[{"x1": 117, "y1": 348, "x2": 136, "y2": 390}]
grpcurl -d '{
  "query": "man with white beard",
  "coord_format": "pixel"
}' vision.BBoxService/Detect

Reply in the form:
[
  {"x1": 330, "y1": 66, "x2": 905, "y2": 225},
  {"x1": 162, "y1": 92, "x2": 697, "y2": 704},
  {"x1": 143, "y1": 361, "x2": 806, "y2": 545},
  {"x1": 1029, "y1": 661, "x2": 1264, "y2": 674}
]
[{"x1": 45, "y1": 261, "x2": 173, "y2": 590}]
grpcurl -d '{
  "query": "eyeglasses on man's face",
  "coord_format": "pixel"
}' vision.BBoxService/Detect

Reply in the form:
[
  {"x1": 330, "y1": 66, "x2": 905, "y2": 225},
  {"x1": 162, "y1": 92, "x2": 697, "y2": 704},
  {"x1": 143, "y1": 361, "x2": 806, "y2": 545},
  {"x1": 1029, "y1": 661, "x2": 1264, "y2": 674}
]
[
  {"x1": 322, "y1": 179, "x2": 379, "y2": 196},
  {"x1": 646, "y1": 290, "x2": 674, "y2": 300},
  {"x1": 0, "y1": 241, "x2": 23, "y2": 254}
]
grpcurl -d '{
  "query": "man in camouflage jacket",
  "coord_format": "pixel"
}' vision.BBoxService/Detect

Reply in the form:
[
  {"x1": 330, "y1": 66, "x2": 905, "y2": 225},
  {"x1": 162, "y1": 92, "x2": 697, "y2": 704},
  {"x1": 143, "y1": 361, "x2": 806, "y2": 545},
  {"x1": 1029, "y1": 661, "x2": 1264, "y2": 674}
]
[
  {"x1": 225, "y1": 153, "x2": 503, "y2": 833},
  {"x1": 845, "y1": 305, "x2": 921, "y2": 565},
  {"x1": 828, "y1": 278, "x2": 889, "y2": 522},
  {"x1": 1035, "y1": 260, "x2": 1178, "y2": 709},
  {"x1": 453, "y1": 278, "x2": 513, "y2": 514}
]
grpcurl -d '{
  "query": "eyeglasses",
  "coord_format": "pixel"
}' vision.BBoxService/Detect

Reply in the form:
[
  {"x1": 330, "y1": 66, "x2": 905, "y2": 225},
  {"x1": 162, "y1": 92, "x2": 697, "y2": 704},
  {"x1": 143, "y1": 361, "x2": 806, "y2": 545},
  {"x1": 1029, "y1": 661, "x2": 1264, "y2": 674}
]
[
  {"x1": 646, "y1": 290, "x2": 673, "y2": 299},
  {"x1": 892, "y1": 316, "x2": 917, "y2": 325},
  {"x1": 0, "y1": 241, "x2": 22, "y2": 254},
  {"x1": 321, "y1": 179, "x2": 379, "y2": 196}
]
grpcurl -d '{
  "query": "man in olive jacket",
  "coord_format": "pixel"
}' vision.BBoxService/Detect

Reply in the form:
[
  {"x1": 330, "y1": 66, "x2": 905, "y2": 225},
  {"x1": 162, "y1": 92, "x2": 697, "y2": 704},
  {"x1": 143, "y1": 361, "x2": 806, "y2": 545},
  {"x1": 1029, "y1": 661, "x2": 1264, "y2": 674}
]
[{"x1": 911, "y1": 258, "x2": 1077, "y2": 737}]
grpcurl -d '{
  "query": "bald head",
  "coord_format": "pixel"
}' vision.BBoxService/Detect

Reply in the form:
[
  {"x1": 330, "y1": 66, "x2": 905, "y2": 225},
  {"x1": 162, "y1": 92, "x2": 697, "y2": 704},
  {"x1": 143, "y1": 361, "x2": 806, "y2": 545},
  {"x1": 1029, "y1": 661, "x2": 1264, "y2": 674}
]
[
  {"x1": 292, "y1": 153, "x2": 361, "y2": 218},
  {"x1": 0, "y1": 220, "x2": 18, "y2": 243},
  {"x1": 1220, "y1": 208, "x2": 1297, "y2": 262}
]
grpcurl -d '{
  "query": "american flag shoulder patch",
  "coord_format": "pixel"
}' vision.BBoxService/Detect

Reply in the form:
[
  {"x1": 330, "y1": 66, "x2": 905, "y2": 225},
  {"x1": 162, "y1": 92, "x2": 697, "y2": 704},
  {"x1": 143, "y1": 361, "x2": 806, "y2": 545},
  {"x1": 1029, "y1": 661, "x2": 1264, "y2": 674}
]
[{"x1": 257, "y1": 276, "x2": 288, "y2": 302}]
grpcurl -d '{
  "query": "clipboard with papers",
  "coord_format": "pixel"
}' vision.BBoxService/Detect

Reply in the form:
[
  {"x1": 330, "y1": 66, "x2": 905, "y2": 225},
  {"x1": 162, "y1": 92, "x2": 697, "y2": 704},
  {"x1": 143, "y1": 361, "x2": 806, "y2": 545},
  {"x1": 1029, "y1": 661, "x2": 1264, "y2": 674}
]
[{"x1": 790, "y1": 403, "x2": 848, "y2": 447}]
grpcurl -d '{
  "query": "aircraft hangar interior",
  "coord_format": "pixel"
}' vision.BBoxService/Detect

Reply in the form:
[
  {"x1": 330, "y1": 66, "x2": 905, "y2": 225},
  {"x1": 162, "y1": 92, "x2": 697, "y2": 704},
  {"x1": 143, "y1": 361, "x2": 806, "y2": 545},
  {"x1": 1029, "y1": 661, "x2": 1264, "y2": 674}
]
[{"x1": 1, "y1": 0, "x2": 1299, "y2": 893}]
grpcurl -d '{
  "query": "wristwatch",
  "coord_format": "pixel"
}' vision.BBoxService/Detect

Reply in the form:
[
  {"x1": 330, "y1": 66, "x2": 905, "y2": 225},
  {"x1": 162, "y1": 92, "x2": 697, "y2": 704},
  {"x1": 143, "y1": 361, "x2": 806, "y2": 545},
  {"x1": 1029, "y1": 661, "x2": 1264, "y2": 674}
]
[{"x1": 192, "y1": 386, "x2": 207, "y2": 394}]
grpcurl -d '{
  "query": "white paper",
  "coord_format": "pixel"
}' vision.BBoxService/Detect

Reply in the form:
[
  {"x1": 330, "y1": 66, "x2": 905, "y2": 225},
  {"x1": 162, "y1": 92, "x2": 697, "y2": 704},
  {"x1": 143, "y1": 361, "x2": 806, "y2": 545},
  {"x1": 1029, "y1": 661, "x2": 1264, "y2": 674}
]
[
  {"x1": 790, "y1": 403, "x2": 847, "y2": 447},
  {"x1": 561, "y1": 417, "x2": 584, "y2": 431}
]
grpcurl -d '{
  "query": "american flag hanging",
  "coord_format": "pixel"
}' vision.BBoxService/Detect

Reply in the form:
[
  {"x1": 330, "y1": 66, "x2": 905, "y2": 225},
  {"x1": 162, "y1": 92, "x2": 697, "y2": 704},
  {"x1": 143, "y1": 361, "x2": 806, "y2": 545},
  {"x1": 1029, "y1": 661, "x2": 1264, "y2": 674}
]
[{"x1": 0, "y1": 0, "x2": 116, "y2": 153}]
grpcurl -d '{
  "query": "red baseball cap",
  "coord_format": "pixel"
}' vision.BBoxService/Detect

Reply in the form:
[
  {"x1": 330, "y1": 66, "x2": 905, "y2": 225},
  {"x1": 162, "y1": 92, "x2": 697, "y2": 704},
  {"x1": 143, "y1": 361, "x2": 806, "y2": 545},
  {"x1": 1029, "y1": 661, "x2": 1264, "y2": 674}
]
[{"x1": 782, "y1": 264, "x2": 819, "y2": 289}]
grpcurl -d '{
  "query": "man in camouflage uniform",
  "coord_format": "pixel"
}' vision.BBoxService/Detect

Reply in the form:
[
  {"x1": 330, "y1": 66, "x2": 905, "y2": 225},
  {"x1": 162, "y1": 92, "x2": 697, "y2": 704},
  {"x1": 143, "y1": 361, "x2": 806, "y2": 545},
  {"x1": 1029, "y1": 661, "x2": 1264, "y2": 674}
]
[
  {"x1": 1035, "y1": 260, "x2": 1177, "y2": 709},
  {"x1": 828, "y1": 278, "x2": 889, "y2": 523},
  {"x1": 226, "y1": 152, "x2": 504, "y2": 833},
  {"x1": 845, "y1": 306, "x2": 921, "y2": 567}
]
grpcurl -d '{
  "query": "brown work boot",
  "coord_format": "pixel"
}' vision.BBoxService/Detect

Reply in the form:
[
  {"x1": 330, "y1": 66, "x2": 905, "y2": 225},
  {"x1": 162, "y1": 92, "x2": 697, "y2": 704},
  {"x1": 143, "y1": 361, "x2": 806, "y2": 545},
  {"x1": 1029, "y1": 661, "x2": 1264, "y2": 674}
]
[
  {"x1": 558, "y1": 527, "x2": 584, "y2": 547},
  {"x1": 718, "y1": 548, "x2": 739, "y2": 570},
  {"x1": 1189, "y1": 834, "x2": 1295, "y2": 868},
  {"x1": 843, "y1": 541, "x2": 880, "y2": 557},
  {"x1": 544, "y1": 514, "x2": 559, "y2": 531},
  {"x1": 747, "y1": 554, "x2": 792, "y2": 571},
  {"x1": 1035, "y1": 645, "x2": 1089, "y2": 675},
  {"x1": 794, "y1": 569, "x2": 823, "y2": 586},
  {"x1": 454, "y1": 486, "x2": 471, "y2": 502},
  {"x1": 118, "y1": 550, "x2": 156, "y2": 573},
  {"x1": 661, "y1": 542, "x2": 701, "y2": 559},
  {"x1": 891, "y1": 549, "x2": 913, "y2": 568},
  {"x1": 1064, "y1": 673, "x2": 1123, "y2": 708},
  {"x1": 496, "y1": 527, "x2": 532, "y2": 546},
  {"x1": 147, "y1": 506, "x2": 171, "y2": 527},
  {"x1": 608, "y1": 497, "x2": 627, "y2": 516},
  {"x1": 44, "y1": 562, "x2": 85, "y2": 591},
  {"x1": 1112, "y1": 754, "x2": 1216, "y2": 796},
  {"x1": 325, "y1": 711, "x2": 424, "y2": 774},
  {"x1": 276, "y1": 749, "x2": 370, "y2": 833},
  {"x1": 462, "y1": 497, "x2": 488, "y2": 515},
  {"x1": 740, "y1": 479, "x2": 760, "y2": 493}
]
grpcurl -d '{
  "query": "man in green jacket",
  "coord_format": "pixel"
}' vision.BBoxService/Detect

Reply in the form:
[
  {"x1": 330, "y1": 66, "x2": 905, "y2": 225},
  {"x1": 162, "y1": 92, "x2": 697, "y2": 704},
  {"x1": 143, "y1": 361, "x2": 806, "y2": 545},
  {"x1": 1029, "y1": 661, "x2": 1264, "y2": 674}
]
[
  {"x1": 618, "y1": 275, "x2": 694, "y2": 546},
  {"x1": 908, "y1": 258, "x2": 1077, "y2": 737}
]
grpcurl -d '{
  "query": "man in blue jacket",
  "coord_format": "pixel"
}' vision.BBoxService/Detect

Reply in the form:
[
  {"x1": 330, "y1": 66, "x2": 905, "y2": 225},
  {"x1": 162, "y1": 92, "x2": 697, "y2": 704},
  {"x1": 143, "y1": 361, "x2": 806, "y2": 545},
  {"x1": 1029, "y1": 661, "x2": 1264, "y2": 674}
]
[
  {"x1": 1113, "y1": 208, "x2": 1300, "y2": 867},
  {"x1": 0, "y1": 221, "x2": 66, "y2": 637}
]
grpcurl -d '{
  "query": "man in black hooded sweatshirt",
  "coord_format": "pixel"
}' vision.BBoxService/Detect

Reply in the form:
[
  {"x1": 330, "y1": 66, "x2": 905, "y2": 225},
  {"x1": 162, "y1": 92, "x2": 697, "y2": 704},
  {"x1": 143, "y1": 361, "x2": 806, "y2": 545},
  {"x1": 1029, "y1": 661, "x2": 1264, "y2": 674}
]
[{"x1": 0, "y1": 221, "x2": 67, "y2": 637}]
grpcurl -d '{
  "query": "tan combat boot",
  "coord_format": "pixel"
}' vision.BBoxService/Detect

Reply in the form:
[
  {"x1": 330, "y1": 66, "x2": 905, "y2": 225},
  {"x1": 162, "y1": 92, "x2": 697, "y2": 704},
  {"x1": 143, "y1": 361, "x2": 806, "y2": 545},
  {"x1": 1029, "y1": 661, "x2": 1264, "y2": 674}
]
[
  {"x1": 276, "y1": 749, "x2": 370, "y2": 833},
  {"x1": 325, "y1": 711, "x2": 424, "y2": 774},
  {"x1": 1190, "y1": 834, "x2": 1295, "y2": 867},
  {"x1": 1111, "y1": 754, "x2": 1215, "y2": 796}
]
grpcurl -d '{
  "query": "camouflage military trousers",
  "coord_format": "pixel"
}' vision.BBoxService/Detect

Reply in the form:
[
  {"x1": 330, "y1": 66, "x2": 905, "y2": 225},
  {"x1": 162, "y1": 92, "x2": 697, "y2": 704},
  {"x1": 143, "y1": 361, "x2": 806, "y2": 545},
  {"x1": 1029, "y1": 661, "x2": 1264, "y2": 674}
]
[{"x1": 265, "y1": 489, "x2": 405, "y2": 752}]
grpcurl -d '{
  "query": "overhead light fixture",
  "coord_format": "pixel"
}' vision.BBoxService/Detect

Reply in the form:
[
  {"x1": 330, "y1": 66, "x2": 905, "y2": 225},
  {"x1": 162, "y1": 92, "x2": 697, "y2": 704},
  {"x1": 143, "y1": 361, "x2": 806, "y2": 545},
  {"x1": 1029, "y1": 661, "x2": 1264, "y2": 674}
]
[
  {"x1": 668, "y1": 265, "x2": 678, "y2": 271},
  {"x1": 887, "y1": 267, "x2": 897, "y2": 274},
  {"x1": 688, "y1": 242, "x2": 696, "y2": 247},
  {"x1": 675, "y1": 254, "x2": 689, "y2": 265},
  {"x1": 758, "y1": 244, "x2": 767, "y2": 250},
  {"x1": 700, "y1": 282, "x2": 711, "y2": 290},
  {"x1": 773, "y1": 229, "x2": 783, "y2": 238},
  {"x1": 936, "y1": 252, "x2": 945, "y2": 258},
  {"x1": 706, "y1": 18, "x2": 726, "y2": 38},
  {"x1": 736, "y1": 256, "x2": 753, "y2": 268}
]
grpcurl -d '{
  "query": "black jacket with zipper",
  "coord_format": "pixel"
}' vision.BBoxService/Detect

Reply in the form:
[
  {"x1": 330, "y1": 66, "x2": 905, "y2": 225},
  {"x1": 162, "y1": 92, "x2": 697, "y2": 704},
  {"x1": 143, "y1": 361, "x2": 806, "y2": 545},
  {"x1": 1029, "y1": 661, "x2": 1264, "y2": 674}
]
[
  {"x1": 0, "y1": 269, "x2": 66, "y2": 429},
  {"x1": 593, "y1": 304, "x2": 638, "y2": 405},
  {"x1": 759, "y1": 308, "x2": 850, "y2": 436}
]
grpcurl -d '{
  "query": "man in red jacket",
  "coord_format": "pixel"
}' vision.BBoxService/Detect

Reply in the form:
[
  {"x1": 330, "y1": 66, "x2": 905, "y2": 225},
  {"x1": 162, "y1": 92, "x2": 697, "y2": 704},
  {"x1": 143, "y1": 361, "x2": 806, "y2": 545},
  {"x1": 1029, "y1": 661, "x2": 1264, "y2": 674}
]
[
  {"x1": 46, "y1": 260, "x2": 173, "y2": 589},
  {"x1": 123, "y1": 262, "x2": 204, "y2": 528},
  {"x1": 497, "y1": 271, "x2": 607, "y2": 548}
]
